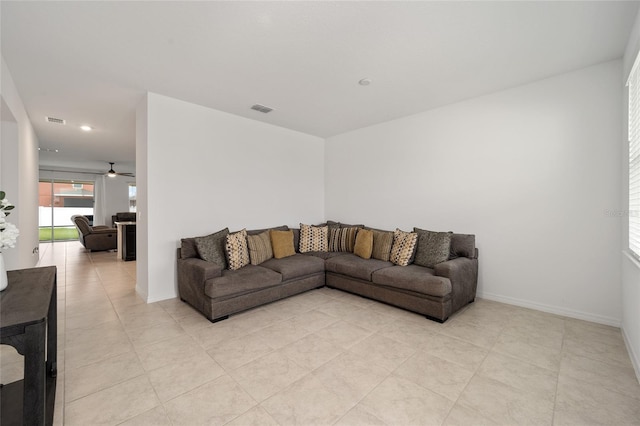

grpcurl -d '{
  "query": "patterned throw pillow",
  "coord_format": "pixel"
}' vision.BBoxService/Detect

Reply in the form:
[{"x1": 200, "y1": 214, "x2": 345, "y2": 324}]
[
  {"x1": 225, "y1": 229, "x2": 250, "y2": 270},
  {"x1": 299, "y1": 223, "x2": 328, "y2": 253},
  {"x1": 413, "y1": 228, "x2": 453, "y2": 268},
  {"x1": 194, "y1": 228, "x2": 230, "y2": 268},
  {"x1": 246, "y1": 231, "x2": 273, "y2": 265},
  {"x1": 328, "y1": 227, "x2": 359, "y2": 252},
  {"x1": 371, "y1": 229, "x2": 394, "y2": 261},
  {"x1": 353, "y1": 229, "x2": 374, "y2": 259},
  {"x1": 390, "y1": 229, "x2": 418, "y2": 266}
]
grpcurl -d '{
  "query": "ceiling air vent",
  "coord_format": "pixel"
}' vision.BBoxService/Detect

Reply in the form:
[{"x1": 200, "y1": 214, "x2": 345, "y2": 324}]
[
  {"x1": 251, "y1": 104, "x2": 273, "y2": 114},
  {"x1": 46, "y1": 116, "x2": 66, "y2": 125}
]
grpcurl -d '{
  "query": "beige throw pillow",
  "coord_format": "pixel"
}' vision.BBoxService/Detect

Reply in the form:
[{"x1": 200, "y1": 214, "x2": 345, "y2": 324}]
[
  {"x1": 390, "y1": 228, "x2": 418, "y2": 266},
  {"x1": 247, "y1": 231, "x2": 273, "y2": 265},
  {"x1": 299, "y1": 223, "x2": 328, "y2": 253},
  {"x1": 225, "y1": 229, "x2": 250, "y2": 270},
  {"x1": 371, "y1": 229, "x2": 394, "y2": 261}
]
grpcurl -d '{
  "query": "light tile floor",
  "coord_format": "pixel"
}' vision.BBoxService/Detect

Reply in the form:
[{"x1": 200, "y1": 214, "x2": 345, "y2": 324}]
[{"x1": 1, "y1": 241, "x2": 639, "y2": 425}]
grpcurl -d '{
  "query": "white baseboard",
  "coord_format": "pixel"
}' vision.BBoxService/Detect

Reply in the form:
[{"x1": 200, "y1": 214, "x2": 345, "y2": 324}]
[
  {"x1": 135, "y1": 283, "x2": 149, "y2": 302},
  {"x1": 622, "y1": 326, "x2": 640, "y2": 383},
  {"x1": 477, "y1": 291, "x2": 621, "y2": 327}
]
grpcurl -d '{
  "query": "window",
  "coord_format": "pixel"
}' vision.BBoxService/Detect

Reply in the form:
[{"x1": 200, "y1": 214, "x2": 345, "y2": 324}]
[
  {"x1": 628, "y1": 56, "x2": 640, "y2": 260},
  {"x1": 38, "y1": 179, "x2": 94, "y2": 242},
  {"x1": 129, "y1": 184, "x2": 137, "y2": 213}
]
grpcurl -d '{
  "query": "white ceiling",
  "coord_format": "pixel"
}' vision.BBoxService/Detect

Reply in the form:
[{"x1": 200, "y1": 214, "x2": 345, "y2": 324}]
[{"x1": 1, "y1": 1, "x2": 638, "y2": 174}]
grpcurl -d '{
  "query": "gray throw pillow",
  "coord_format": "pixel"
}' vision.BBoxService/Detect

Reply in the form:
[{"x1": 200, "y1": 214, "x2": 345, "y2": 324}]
[
  {"x1": 413, "y1": 228, "x2": 453, "y2": 268},
  {"x1": 194, "y1": 228, "x2": 229, "y2": 268}
]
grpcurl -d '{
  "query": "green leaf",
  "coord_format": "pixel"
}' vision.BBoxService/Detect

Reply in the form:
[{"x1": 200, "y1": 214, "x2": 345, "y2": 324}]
[
  {"x1": 0, "y1": 191, "x2": 5, "y2": 200},
  {"x1": 4, "y1": 206, "x2": 14, "y2": 211}
]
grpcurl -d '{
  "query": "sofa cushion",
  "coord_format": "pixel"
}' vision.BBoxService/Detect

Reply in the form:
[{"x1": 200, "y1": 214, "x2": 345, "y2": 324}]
[
  {"x1": 181, "y1": 238, "x2": 198, "y2": 259},
  {"x1": 271, "y1": 230, "x2": 296, "y2": 259},
  {"x1": 247, "y1": 231, "x2": 273, "y2": 265},
  {"x1": 261, "y1": 254, "x2": 325, "y2": 281},
  {"x1": 194, "y1": 228, "x2": 230, "y2": 268},
  {"x1": 226, "y1": 229, "x2": 250, "y2": 270},
  {"x1": 328, "y1": 226, "x2": 359, "y2": 252},
  {"x1": 450, "y1": 233, "x2": 476, "y2": 259},
  {"x1": 390, "y1": 229, "x2": 418, "y2": 266},
  {"x1": 353, "y1": 229, "x2": 373, "y2": 259},
  {"x1": 325, "y1": 253, "x2": 393, "y2": 281},
  {"x1": 327, "y1": 220, "x2": 366, "y2": 229},
  {"x1": 413, "y1": 228, "x2": 453, "y2": 268},
  {"x1": 372, "y1": 265, "x2": 452, "y2": 297},
  {"x1": 370, "y1": 229, "x2": 394, "y2": 261},
  {"x1": 247, "y1": 225, "x2": 288, "y2": 236},
  {"x1": 299, "y1": 223, "x2": 328, "y2": 253},
  {"x1": 204, "y1": 265, "x2": 282, "y2": 299},
  {"x1": 301, "y1": 251, "x2": 349, "y2": 260}
]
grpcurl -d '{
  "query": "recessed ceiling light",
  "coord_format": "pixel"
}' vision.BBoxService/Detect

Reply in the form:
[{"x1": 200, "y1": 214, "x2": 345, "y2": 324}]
[
  {"x1": 358, "y1": 78, "x2": 372, "y2": 86},
  {"x1": 80, "y1": 125, "x2": 92, "y2": 131},
  {"x1": 38, "y1": 147, "x2": 59, "y2": 153}
]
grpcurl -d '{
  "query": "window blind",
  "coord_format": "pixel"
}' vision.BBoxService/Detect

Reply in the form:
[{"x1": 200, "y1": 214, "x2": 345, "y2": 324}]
[{"x1": 628, "y1": 55, "x2": 640, "y2": 260}]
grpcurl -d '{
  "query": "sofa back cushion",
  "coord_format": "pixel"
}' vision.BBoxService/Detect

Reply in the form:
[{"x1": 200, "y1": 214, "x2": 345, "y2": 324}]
[
  {"x1": 116, "y1": 212, "x2": 136, "y2": 222},
  {"x1": 73, "y1": 215, "x2": 93, "y2": 235},
  {"x1": 247, "y1": 231, "x2": 273, "y2": 265},
  {"x1": 194, "y1": 227, "x2": 230, "y2": 268},
  {"x1": 450, "y1": 233, "x2": 476, "y2": 259},
  {"x1": 247, "y1": 225, "x2": 288, "y2": 236},
  {"x1": 181, "y1": 238, "x2": 198, "y2": 259},
  {"x1": 299, "y1": 223, "x2": 329, "y2": 253},
  {"x1": 271, "y1": 230, "x2": 296, "y2": 259},
  {"x1": 413, "y1": 228, "x2": 453, "y2": 268},
  {"x1": 328, "y1": 226, "x2": 359, "y2": 252}
]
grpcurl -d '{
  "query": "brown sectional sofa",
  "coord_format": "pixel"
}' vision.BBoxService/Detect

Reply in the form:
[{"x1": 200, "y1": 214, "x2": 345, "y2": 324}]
[{"x1": 177, "y1": 224, "x2": 478, "y2": 323}]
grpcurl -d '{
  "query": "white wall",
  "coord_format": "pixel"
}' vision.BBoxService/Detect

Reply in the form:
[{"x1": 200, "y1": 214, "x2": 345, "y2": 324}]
[
  {"x1": 104, "y1": 175, "x2": 135, "y2": 226},
  {"x1": 326, "y1": 60, "x2": 623, "y2": 326},
  {"x1": 0, "y1": 56, "x2": 39, "y2": 269},
  {"x1": 622, "y1": 8, "x2": 640, "y2": 381},
  {"x1": 137, "y1": 92, "x2": 325, "y2": 302}
]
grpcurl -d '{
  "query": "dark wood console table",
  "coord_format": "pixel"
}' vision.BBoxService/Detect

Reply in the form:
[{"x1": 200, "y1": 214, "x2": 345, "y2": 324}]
[
  {"x1": 115, "y1": 221, "x2": 136, "y2": 261},
  {"x1": 0, "y1": 266, "x2": 57, "y2": 426}
]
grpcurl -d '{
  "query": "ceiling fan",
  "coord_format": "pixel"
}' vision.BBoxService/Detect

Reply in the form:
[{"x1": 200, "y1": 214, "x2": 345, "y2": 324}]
[{"x1": 105, "y1": 162, "x2": 135, "y2": 178}]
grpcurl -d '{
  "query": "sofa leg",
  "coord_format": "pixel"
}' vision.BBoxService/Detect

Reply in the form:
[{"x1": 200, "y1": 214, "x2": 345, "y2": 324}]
[
  {"x1": 425, "y1": 314, "x2": 446, "y2": 324},
  {"x1": 209, "y1": 315, "x2": 229, "y2": 324},
  {"x1": 469, "y1": 298, "x2": 475, "y2": 304}
]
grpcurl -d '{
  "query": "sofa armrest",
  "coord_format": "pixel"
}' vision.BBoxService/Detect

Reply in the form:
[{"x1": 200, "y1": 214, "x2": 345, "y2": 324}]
[
  {"x1": 179, "y1": 258, "x2": 223, "y2": 282},
  {"x1": 92, "y1": 225, "x2": 111, "y2": 230},
  {"x1": 434, "y1": 256, "x2": 478, "y2": 311},
  {"x1": 177, "y1": 257, "x2": 223, "y2": 313}
]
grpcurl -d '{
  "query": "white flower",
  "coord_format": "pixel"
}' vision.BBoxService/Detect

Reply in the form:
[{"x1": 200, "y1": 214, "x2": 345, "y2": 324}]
[
  {"x1": 0, "y1": 192, "x2": 18, "y2": 251},
  {"x1": 0, "y1": 222, "x2": 19, "y2": 250}
]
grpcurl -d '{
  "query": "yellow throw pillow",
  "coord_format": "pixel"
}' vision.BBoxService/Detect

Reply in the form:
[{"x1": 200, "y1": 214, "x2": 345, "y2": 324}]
[
  {"x1": 353, "y1": 229, "x2": 373, "y2": 259},
  {"x1": 270, "y1": 230, "x2": 296, "y2": 259}
]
